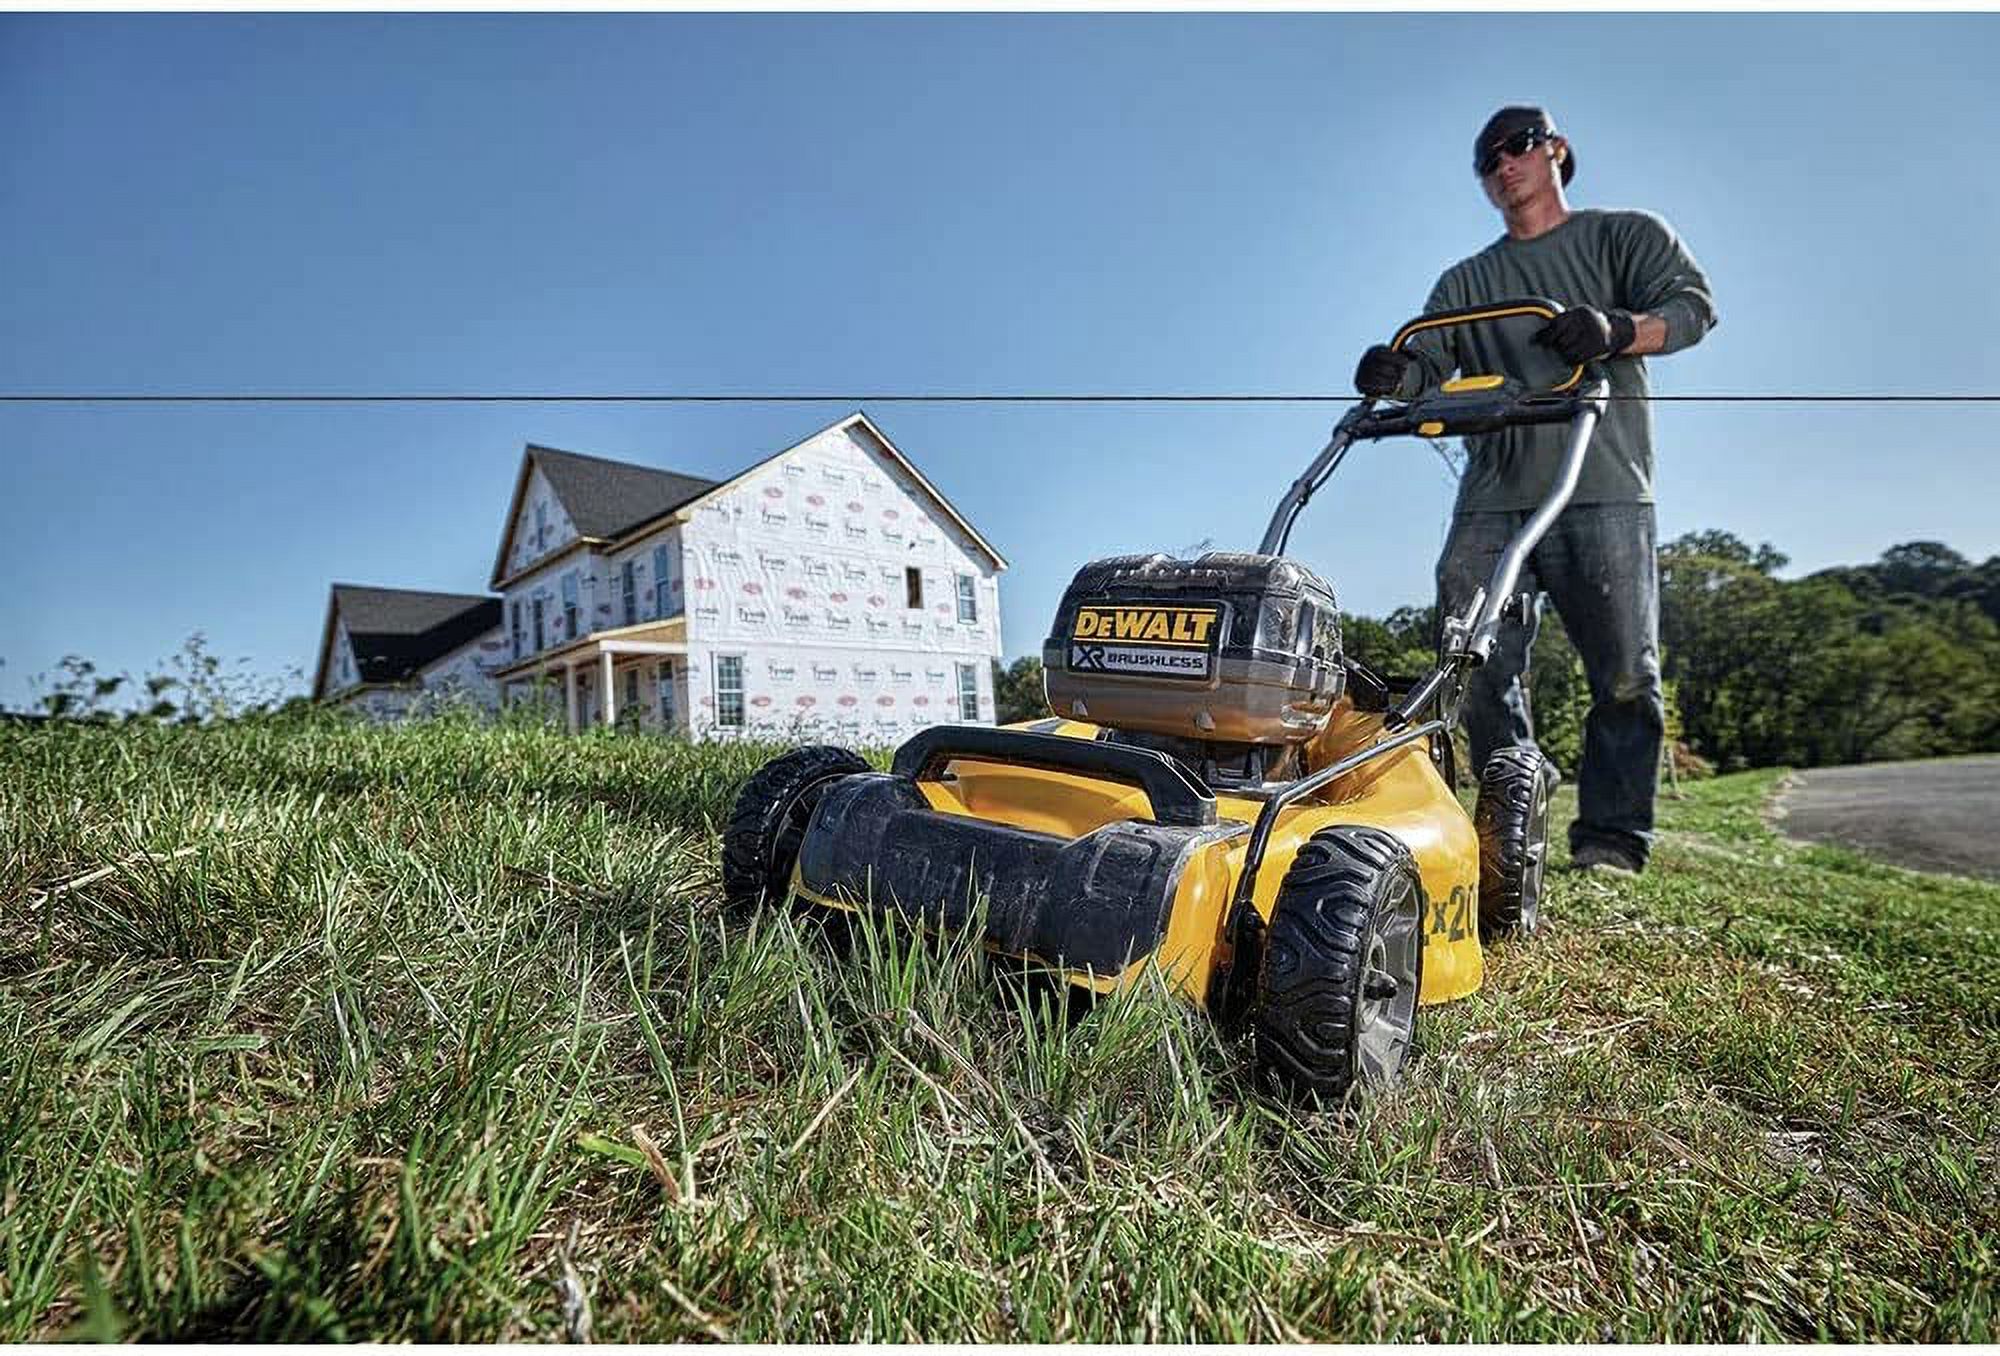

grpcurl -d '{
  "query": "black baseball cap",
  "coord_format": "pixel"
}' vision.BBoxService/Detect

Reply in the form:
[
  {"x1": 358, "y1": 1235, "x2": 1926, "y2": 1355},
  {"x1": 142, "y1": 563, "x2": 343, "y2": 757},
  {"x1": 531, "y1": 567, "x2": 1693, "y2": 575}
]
[{"x1": 1474, "y1": 105, "x2": 1575, "y2": 185}]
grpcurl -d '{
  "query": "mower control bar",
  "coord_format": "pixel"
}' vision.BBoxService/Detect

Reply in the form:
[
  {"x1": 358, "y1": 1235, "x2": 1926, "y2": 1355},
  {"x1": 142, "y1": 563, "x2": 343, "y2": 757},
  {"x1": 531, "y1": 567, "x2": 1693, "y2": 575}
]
[
  {"x1": 1257, "y1": 381, "x2": 1605, "y2": 558},
  {"x1": 1350, "y1": 385, "x2": 1592, "y2": 441}
]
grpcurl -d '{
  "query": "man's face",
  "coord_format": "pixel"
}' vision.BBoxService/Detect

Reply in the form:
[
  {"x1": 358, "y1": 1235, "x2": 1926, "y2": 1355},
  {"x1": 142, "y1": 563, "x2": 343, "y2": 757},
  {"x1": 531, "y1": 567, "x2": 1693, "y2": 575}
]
[{"x1": 1479, "y1": 133, "x2": 1566, "y2": 212}]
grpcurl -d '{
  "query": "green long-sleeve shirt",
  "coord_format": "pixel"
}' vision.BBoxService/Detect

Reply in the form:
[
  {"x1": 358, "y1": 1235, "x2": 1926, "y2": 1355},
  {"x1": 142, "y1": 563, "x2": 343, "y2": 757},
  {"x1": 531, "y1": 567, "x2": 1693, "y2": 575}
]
[{"x1": 1397, "y1": 208, "x2": 1717, "y2": 514}]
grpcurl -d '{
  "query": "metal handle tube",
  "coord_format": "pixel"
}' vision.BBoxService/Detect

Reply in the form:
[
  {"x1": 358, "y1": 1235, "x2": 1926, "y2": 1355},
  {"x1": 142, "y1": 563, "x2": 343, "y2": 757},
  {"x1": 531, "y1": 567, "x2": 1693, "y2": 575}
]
[
  {"x1": 1258, "y1": 399, "x2": 1374, "y2": 556},
  {"x1": 1462, "y1": 383, "x2": 1607, "y2": 663},
  {"x1": 1225, "y1": 719, "x2": 1448, "y2": 919},
  {"x1": 1384, "y1": 665, "x2": 1451, "y2": 732}
]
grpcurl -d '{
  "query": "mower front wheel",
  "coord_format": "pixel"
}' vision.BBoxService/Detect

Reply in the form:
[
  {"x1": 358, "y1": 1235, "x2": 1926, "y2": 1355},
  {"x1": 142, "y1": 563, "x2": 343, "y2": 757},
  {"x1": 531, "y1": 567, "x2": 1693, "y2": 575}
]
[
  {"x1": 721, "y1": 745, "x2": 869, "y2": 911},
  {"x1": 1252, "y1": 826, "x2": 1424, "y2": 1102}
]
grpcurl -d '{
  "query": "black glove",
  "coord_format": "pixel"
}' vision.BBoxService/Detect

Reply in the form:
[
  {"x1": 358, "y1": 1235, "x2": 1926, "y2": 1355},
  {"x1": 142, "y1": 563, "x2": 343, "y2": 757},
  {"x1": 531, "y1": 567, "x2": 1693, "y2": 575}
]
[
  {"x1": 1353, "y1": 344, "x2": 1413, "y2": 398},
  {"x1": 1535, "y1": 307, "x2": 1637, "y2": 365}
]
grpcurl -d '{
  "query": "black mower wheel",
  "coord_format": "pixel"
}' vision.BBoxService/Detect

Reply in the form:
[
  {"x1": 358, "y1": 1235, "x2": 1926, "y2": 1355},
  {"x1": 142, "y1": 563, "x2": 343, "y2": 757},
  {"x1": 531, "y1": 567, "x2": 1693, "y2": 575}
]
[
  {"x1": 721, "y1": 745, "x2": 869, "y2": 911},
  {"x1": 1474, "y1": 746, "x2": 1556, "y2": 941},
  {"x1": 1252, "y1": 826, "x2": 1425, "y2": 1102}
]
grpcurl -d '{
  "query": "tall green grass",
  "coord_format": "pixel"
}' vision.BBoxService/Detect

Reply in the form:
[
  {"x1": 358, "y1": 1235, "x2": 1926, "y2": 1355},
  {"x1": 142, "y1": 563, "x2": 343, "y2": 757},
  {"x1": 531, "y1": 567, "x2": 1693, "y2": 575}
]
[{"x1": 1, "y1": 717, "x2": 1992, "y2": 1339}]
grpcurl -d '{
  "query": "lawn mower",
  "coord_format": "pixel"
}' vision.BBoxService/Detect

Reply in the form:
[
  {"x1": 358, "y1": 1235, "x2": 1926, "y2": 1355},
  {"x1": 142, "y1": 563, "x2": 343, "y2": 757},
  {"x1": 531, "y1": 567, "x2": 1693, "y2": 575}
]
[{"x1": 723, "y1": 299, "x2": 1607, "y2": 1100}]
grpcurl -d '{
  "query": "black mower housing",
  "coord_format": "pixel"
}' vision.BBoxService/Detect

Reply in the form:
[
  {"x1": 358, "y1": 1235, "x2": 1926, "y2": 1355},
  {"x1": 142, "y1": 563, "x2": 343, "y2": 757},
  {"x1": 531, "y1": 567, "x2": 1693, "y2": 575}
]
[{"x1": 795, "y1": 727, "x2": 1245, "y2": 975}]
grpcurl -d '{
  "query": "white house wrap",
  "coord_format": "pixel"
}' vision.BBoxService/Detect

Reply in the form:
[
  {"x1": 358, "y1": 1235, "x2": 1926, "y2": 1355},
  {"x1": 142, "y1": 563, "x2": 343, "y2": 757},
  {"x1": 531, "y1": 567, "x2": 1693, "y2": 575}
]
[{"x1": 480, "y1": 412, "x2": 1007, "y2": 740}]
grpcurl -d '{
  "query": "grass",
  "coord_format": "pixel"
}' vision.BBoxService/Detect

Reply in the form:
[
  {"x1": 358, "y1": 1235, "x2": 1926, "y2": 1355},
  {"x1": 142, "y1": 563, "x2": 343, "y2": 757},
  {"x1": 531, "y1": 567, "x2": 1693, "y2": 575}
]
[{"x1": 1, "y1": 713, "x2": 1993, "y2": 1341}]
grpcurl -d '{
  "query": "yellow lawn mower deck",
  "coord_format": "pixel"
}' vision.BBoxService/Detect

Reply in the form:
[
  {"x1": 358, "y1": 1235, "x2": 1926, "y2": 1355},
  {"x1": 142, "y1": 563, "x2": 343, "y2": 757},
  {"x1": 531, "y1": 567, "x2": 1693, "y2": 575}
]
[{"x1": 724, "y1": 299, "x2": 1607, "y2": 1100}]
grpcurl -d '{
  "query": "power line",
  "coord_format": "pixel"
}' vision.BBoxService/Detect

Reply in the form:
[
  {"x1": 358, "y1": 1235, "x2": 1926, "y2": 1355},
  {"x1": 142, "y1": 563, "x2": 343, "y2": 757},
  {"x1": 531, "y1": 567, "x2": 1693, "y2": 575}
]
[{"x1": 4, "y1": 392, "x2": 2000, "y2": 405}]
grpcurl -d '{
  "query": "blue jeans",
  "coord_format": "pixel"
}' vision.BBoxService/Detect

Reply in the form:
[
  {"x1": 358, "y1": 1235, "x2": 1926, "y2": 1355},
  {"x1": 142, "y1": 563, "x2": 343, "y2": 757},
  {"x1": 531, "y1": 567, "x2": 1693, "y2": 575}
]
[{"x1": 1435, "y1": 503, "x2": 1664, "y2": 865}]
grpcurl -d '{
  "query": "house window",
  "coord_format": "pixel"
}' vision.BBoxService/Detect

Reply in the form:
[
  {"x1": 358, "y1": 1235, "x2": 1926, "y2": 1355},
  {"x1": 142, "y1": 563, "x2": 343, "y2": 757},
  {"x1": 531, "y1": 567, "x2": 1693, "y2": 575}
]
[
  {"x1": 905, "y1": 567, "x2": 924, "y2": 610},
  {"x1": 510, "y1": 600, "x2": 525, "y2": 659},
  {"x1": 657, "y1": 661, "x2": 676, "y2": 728},
  {"x1": 561, "y1": 571, "x2": 580, "y2": 638},
  {"x1": 957, "y1": 662, "x2": 980, "y2": 721},
  {"x1": 532, "y1": 596, "x2": 546, "y2": 651},
  {"x1": 715, "y1": 655, "x2": 745, "y2": 729},
  {"x1": 534, "y1": 502, "x2": 549, "y2": 553},
  {"x1": 621, "y1": 561, "x2": 637, "y2": 627},
  {"x1": 956, "y1": 573, "x2": 977, "y2": 624},
  {"x1": 652, "y1": 544, "x2": 681, "y2": 618},
  {"x1": 339, "y1": 650, "x2": 352, "y2": 684},
  {"x1": 623, "y1": 668, "x2": 640, "y2": 727}
]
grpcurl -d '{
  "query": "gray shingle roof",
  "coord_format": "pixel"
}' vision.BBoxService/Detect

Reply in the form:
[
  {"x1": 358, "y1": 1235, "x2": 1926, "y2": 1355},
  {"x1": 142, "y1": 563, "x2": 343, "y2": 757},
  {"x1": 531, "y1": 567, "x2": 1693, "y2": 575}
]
[
  {"x1": 528, "y1": 445, "x2": 720, "y2": 542},
  {"x1": 328, "y1": 585, "x2": 502, "y2": 688},
  {"x1": 490, "y1": 415, "x2": 1003, "y2": 588}
]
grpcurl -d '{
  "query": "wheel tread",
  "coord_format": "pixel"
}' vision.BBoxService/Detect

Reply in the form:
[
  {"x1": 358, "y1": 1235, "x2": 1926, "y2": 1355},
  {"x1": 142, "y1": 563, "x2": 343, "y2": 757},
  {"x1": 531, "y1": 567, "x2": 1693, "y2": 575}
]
[
  {"x1": 1252, "y1": 825, "x2": 1425, "y2": 1101},
  {"x1": 721, "y1": 745, "x2": 869, "y2": 910},
  {"x1": 1474, "y1": 746, "x2": 1554, "y2": 941}
]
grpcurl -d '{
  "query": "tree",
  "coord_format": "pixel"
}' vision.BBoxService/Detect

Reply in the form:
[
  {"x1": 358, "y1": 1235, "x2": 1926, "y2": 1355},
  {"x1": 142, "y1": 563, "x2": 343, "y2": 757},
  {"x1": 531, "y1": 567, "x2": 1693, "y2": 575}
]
[
  {"x1": 1344, "y1": 530, "x2": 2000, "y2": 773},
  {"x1": 992, "y1": 656, "x2": 1051, "y2": 725},
  {"x1": 1662, "y1": 529, "x2": 1788, "y2": 576},
  {"x1": 1873, "y1": 540, "x2": 1969, "y2": 597},
  {"x1": 1942, "y1": 556, "x2": 2000, "y2": 626},
  {"x1": 1340, "y1": 607, "x2": 1434, "y2": 677},
  {"x1": 1525, "y1": 608, "x2": 1588, "y2": 775}
]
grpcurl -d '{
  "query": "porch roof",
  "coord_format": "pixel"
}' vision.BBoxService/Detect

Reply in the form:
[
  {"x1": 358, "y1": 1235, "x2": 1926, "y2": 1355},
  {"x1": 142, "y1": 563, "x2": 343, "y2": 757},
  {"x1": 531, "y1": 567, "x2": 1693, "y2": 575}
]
[{"x1": 492, "y1": 617, "x2": 688, "y2": 680}]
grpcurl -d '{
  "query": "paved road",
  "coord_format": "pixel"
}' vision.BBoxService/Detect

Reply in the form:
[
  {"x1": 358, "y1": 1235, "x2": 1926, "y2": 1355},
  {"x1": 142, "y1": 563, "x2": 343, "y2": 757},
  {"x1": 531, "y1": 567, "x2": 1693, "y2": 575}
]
[{"x1": 1775, "y1": 754, "x2": 2000, "y2": 880}]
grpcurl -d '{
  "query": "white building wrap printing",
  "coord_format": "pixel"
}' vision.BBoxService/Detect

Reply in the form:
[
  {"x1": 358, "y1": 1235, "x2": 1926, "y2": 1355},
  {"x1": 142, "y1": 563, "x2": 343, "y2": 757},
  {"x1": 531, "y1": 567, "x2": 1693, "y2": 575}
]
[{"x1": 679, "y1": 421, "x2": 1002, "y2": 742}]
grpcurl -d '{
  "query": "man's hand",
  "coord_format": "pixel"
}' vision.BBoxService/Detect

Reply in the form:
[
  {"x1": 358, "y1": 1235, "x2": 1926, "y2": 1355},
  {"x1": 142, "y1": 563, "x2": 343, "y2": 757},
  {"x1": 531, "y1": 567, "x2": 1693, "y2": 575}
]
[
  {"x1": 1535, "y1": 307, "x2": 1637, "y2": 365},
  {"x1": 1354, "y1": 344, "x2": 1413, "y2": 398}
]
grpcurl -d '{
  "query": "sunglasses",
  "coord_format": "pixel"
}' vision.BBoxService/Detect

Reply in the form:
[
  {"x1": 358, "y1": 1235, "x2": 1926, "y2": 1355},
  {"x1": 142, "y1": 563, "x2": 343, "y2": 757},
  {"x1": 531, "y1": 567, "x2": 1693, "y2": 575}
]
[{"x1": 1475, "y1": 126, "x2": 1556, "y2": 177}]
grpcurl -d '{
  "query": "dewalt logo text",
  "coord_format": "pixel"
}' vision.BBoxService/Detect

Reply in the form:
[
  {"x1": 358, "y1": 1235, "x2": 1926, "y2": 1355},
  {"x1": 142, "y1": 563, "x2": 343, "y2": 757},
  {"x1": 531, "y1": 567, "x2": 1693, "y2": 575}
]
[{"x1": 1071, "y1": 605, "x2": 1220, "y2": 649}]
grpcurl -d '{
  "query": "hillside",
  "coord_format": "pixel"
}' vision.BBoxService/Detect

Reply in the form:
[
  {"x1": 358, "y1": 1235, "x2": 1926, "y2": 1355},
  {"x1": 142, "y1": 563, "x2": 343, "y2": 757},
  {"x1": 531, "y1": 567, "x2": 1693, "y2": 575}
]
[{"x1": 2, "y1": 718, "x2": 1993, "y2": 1340}]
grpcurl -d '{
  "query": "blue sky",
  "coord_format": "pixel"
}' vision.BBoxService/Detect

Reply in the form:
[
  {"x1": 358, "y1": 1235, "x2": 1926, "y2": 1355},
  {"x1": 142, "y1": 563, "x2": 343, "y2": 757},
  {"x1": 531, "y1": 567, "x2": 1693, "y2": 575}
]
[{"x1": 4, "y1": 13, "x2": 1999, "y2": 710}]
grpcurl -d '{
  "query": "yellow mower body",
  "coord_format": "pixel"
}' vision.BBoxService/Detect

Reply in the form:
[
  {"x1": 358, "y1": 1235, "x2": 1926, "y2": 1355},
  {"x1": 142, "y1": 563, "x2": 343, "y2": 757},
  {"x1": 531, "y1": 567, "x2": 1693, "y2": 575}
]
[{"x1": 792, "y1": 705, "x2": 1486, "y2": 1009}]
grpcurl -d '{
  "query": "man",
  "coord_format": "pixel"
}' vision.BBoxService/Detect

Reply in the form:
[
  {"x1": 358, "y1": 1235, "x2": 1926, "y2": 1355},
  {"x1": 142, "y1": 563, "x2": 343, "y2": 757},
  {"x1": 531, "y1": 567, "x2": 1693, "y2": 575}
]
[{"x1": 1353, "y1": 106, "x2": 1717, "y2": 876}]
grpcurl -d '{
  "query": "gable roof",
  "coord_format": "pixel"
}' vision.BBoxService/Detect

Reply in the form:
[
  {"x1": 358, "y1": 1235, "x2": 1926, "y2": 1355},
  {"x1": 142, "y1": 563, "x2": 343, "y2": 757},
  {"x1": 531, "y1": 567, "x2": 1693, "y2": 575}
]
[
  {"x1": 490, "y1": 445, "x2": 718, "y2": 585},
  {"x1": 491, "y1": 414, "x2": 1005, "y2": 587},
  {"x1": 659, "y1": 412, "x2": 1011, "y2": 570},
  {"x1": 530, "y1": 445, "x2": 721, "y2": 541},
  {"x1": 834, "y1": 412, "x2": 1008, "y2": 571},
  {"x1": 313, "y1": 585, "x2": 503, "y2": 699}
]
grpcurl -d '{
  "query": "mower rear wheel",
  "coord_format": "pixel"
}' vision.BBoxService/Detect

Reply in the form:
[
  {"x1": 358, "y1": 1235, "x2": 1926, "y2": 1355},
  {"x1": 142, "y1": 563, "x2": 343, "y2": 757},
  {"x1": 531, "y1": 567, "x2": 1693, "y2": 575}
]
[
  {"x1": 1474, "y1": 746, "x2": 1556, "y2": 941},
  {"x1": 1253, "y1": 826, "x2": 1424, "y2": 1102},
  {"x1": 721, "y1": 745, "x2": 869, "y2": 911}
]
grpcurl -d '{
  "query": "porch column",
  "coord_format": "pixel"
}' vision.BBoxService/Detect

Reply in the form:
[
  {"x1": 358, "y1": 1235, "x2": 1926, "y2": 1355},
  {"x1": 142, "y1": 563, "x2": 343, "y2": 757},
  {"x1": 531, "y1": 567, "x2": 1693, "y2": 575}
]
[
  {"x1": 564, "y1": 662, "x2": 579, "y2": 734},
  {"x1": 599, "y1": 649, "x2": 616, "y2": 727}
]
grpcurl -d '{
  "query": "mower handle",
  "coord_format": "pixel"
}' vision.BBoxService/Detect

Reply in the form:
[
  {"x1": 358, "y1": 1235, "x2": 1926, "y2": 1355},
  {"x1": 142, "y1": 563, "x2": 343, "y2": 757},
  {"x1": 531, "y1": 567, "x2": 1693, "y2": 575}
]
[
  {"x1": 1380, "y1": 376, "x2": 1609, "y2": 731},
  {"x1": 1261, "y1": 297, "x2": 1594, "y2": 557},
  {"x1": 1257, "y1": 379, "x2": 1606, "y2": 558},
  {"x1": 1451, "y1": 379, "x2": 1609, "y2": 665},
  {"x1": 1350, "y1": 382, "x2": 1593, "y2": 441}
]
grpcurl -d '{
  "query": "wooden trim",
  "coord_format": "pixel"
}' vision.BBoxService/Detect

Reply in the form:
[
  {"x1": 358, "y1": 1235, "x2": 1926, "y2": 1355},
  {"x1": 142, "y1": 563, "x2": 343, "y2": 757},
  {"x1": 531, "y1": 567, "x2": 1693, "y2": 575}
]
[
  {"x1": 311, "y1": 594, "x2": 340, "y2": 700},
  {"x1": 846, "y1": 412, "x2": 1009, "y2": 571},
  {"x1": 649, "y1": 412, "x2": 1009, "y2": 572},
  {"x1": 490, "y1": 450, "x2": 612, "y2": 588},
  {"x1": 491, "y1": 535, "x2": 611, "y2": 592},
  {"x1": 489, "y1": 451, "x2": 539, "y2": 587},
  {"x1": 490, "y1": 620, "x2": 688, "y2": 681},
  {"x1": 319, "y1": 679, "x2": 417, "y2": 706}
]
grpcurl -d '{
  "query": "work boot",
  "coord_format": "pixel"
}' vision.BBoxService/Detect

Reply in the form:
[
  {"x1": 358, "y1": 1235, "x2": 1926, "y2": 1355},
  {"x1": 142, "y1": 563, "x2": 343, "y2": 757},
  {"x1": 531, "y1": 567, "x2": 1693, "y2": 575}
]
[{"x1": 1570, "y1": 841, "x2": 1643, "y2": 878}]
